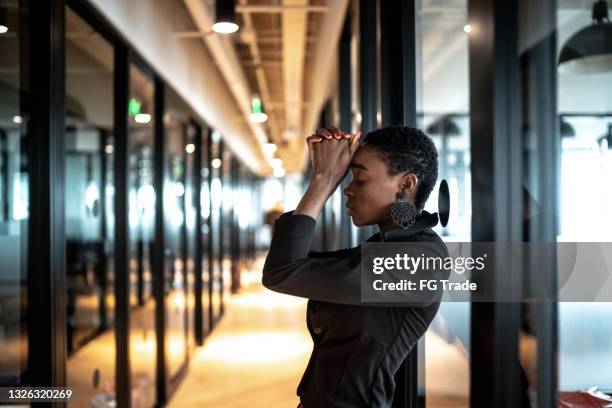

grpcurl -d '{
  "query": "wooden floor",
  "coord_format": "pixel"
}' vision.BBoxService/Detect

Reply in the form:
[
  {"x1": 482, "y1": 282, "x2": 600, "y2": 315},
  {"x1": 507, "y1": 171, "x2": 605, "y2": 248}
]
[{"x1": 167, "y1": 281, "x2": 311, "y2": 408}]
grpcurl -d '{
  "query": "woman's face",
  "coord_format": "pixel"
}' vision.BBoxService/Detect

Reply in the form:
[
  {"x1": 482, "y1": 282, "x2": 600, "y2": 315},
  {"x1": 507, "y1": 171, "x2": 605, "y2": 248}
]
[{"x1": 343, "y1": 145, "x2": 416, "y2": 228}]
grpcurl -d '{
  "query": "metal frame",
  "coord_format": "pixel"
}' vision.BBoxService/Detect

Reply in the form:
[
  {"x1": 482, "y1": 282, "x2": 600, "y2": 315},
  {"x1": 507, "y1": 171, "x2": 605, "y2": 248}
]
[
  {"x1": 113, "y1": 41, "x2": 131, "y2": 408},
  {"x1": 153, "y1": 77, "x2": 168, "y2": 404},
  {"x1": 27, "y1": 0, "x2": 68, "y2": 397},
  {"x1": 193, "y1": 122, "x2": 205, "y2": 345}
]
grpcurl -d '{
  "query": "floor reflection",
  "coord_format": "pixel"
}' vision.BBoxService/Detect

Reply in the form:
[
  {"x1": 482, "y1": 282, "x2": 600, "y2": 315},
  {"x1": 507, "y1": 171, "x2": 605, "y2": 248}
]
[{"x1": 168, "y1": 280, "x2": 310, "y2": 408}]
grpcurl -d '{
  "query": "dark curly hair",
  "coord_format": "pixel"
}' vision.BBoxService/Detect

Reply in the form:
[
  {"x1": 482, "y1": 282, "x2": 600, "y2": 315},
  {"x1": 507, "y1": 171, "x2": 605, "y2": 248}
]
[{"x1": 361, "y1": 125, "x2": 438, "y2": 210}]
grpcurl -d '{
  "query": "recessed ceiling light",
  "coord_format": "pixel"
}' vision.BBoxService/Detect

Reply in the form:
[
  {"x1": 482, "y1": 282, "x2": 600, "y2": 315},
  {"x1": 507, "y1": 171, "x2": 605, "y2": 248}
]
[
  {"x1": 212, "y1": 21, "x2": 239, "y2": 34},
  {"x1": 249, "y1": 112, "x2": 268, "y2": 123},
  {"x1": 135, "y1": 113, "x2": 151, "y2": 124},
  {"x1": 185, "y1": 143, "x2": 196, "y2": 154},
  {"x1": 273, "y1": 167, "x2": 285, "y2": 178},
  {"x1": 12, "y1": 115, "x2": 22, "y2": 124},
  {"x1": 263, "y1": 143, "x2": 277, "y2": 155}
]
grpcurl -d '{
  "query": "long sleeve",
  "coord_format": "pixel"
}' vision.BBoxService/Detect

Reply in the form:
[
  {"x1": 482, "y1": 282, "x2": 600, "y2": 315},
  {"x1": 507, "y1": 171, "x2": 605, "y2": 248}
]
[{"x1": 262, "y1": 211, "x2": 448, "y2": 307}]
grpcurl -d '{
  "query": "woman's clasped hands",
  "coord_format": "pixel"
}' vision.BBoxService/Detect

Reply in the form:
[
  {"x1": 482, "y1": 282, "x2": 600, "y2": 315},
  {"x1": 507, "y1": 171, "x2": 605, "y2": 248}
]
[{"x1": 306, "y1": 127, "x2": 361, "y2": 188}]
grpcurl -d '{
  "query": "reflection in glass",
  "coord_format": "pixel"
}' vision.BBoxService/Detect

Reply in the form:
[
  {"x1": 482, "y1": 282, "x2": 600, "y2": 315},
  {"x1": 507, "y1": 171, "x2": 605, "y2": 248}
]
[
  {"x1": 557, "y1": 0, "x2": 612, "y2": 392},
  {"x1": 0, "y1": 1, "x2": 28, "y2": 387},
  {"x1": 64, "y1": 7, "x2": 116, "y2": 407},
  {"x1": 417, "y1": 1, "x2": 471, "y2": 406},
  {"x1": 129, "y1": 64, "x2": 156, "y2": 408}
]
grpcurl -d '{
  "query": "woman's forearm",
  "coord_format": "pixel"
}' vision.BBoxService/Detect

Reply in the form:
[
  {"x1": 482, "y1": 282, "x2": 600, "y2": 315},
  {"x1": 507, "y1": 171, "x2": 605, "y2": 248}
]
[{"x1": 294, "y1": 174, "x2": 337, "y2": 220}]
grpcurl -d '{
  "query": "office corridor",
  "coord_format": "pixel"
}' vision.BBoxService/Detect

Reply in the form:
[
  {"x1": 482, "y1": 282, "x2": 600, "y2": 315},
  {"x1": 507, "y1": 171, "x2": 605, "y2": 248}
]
[{"x1": 168, "y1": 268, "x2": 311, "y2": 408}]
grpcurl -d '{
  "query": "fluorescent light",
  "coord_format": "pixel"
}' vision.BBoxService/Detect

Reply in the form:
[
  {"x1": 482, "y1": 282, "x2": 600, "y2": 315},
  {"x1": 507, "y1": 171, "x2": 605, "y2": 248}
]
[
  {"x1": 212, "y1": 158, "x2": 222, "y2": 169},
  {"x1": 12, "y1": 115, "x2": 22, "y2": 124},
  {"x1": 263, "y1": 143, "x2": 277, "y2": 155},
  {"x1": 249, "y1": 112, "x2": 268, "y2": 123},
  {"x1": 270, "y1": 158, "x2": 283, "y2": 168},
  {"x1": 212, "y1": 21, "x2": 239, "y2": 34},
  {"x1": 273, "y1": 167, "x2": 285, "y2": 178},
  {"x1": 185, "y1": 143, "x2": 196, "y2": 154},
  {"x1": 135, "y1": 113, "x2": 151, "y2": 124},
  {"x1": 463, "y1": 24, "x2": 471, "y2": 34}
]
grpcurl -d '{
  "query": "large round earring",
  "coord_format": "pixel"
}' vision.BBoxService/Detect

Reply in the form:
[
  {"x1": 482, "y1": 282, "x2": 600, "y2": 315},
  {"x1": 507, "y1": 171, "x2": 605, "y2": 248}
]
[{"x1": 390, "y1": 191, "x2": 417, "y2": 229}]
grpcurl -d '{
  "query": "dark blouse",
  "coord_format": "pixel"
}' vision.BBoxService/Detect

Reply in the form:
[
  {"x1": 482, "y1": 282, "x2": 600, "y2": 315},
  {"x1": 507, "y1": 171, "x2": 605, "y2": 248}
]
[{"x1": 263, "y1": 211, "x2": 449, "y2": 408}]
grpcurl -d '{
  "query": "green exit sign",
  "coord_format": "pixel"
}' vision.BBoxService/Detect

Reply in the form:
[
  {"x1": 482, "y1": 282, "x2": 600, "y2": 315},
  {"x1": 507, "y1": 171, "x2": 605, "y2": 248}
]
[{"x1": 128, "y1": 98, "x2": 142, "y2": 117}]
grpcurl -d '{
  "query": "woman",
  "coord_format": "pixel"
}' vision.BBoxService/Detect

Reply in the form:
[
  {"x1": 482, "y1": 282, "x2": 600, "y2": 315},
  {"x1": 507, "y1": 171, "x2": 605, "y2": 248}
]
[{"x1": 263, "y1": 125, "x2": 449, "y2": 407}]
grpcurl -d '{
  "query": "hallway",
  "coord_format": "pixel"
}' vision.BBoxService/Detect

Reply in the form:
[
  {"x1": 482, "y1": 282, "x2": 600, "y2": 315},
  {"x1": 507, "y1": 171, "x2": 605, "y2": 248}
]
[{"x1": 168, "y1": 273, "x2": 311, "y2": 408}]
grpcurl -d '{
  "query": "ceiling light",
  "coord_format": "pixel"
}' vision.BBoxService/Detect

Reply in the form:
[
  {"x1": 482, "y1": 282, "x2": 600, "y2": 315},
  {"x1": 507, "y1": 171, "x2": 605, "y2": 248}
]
[
  {"x1": 559, "y1": 0, "x2": 612, "y2": 74},
  {"x1": 463, "y1": 24, "x2": 471, "y2": 34},
  {"x1": 249, "y1": 96, "x2": 268, "y2": 123},
  {"x1": 105, "y1": 144, "x2": 114, "y2": 154},
  {"x1": 0, "y1": 8, "x2": 8, "y2": 34},
  {"x1": 12, "y1": 115, "x2": 22, "y2": 124},
  {"x1": 135, "y1": 113, "x2": 151, "y2": 124},
  {"x1": 185, "y1": 143, "x2": 196, "y2": 154},
  {"x1": 270, "y1": 158, "x2": 283, "y2": 168},
  {"x1": 273, "y1": 167, "x2": 285, "y2": 178},
  {"x1": 213, "y1": 0, "x2": 239, "y2": 34},
  {"x1": 263, "y1": 142, "x2": 277, "y2": 155},
  {"x1": 212, "y1": 158, "x2": 222, "y2": 169}
]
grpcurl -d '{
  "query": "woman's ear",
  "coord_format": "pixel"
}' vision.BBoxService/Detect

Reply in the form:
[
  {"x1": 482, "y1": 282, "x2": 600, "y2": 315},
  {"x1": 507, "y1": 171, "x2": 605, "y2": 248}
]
[{"x1": 399, "y1": 173, "x2": 418, "y2": 193}]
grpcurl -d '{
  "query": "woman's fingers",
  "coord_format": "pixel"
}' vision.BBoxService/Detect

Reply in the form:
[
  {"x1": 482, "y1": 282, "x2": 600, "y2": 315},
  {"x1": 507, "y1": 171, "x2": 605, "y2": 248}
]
[
  {"x1": 317, "y1": 128, "x2": 334, "y2": 140},
  {"x1": 306, "y1": 134, "x2": 323, "y2": 146}
]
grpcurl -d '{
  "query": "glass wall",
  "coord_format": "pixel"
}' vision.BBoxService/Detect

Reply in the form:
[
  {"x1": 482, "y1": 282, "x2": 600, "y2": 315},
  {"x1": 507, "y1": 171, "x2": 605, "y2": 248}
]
[
  {"x1": 0, "y1": 0, "x2": 28, "y2": 387},
  {"x1": 200, "y1": 129, "x2": 211, "y2": 334},
  {"x1": 210, "y1": 132, "x2": 222, "y2": 324},
  {"x1": 417, "y1": 0, "x2": 471, "y2": 405},
  {"x1": 64, "y1": 6, "x2": 116, "y2": 407},
  {"x1": 128, "y1": 63, "x2": 156, "y2": 408},
  {"x1": 556, "y1": 0, "x2": 612, "y2": 393},
  {"x1": 163, "y1": 86, "x2": 191, "y2": 382}
]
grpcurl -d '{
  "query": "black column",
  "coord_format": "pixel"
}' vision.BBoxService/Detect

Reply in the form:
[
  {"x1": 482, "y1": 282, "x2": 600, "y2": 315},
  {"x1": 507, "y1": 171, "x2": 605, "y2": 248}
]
[
  {"x1": 193, "y1": 123, "x2": 204, "y2": 345},
  {"x1": 113, "y1": 43, "x2": 131, "y2": 408},
  {"x1": 468, "y1": 0, "x2": 525, "y2": 407},
  {"x1": 358, "y1": 0, "x2": 379, "y2": 242},
  {"x1": 379, "y1": 1, "x2": 422, "y2": 407},
  {"x1": 153, "y1": 77, "x2": 167, "y2": 404},
  {"x1": 27, "y1": 0, "x2": 67, "y2": 401},
  {"x1": 380, "y1": 0, "x2": 417, "y2": 127}
]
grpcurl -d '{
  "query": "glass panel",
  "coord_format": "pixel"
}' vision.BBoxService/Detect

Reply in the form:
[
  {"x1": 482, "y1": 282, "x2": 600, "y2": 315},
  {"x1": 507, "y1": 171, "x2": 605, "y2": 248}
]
[
  {"x1": 128, "y1": 63, "x2": 156, "y2": 408},
  {"x1": 163, "y1": 86, "x2": 189, "y2": 380},
  {"x1": 417, "y1": 0, "x2": 471, "y2": 405},
  {"x1": 64, "y1": 7, "x2": 116, "y2": 407},
  {"x1": 210, "y1": 133, "x2": 222, "y2": 322},
  {"x1": 200, "y1": 132, "x2": 211, "y2": 335},
  {"x1": 0, "y1": 1, "x2": 28, "y2": 387},
  {"x1": 557, "y1": 0, "x2": 612, "y2": 393},
  {"x1": 221, "y1": 151, "x2": 233, "y2": 298}
]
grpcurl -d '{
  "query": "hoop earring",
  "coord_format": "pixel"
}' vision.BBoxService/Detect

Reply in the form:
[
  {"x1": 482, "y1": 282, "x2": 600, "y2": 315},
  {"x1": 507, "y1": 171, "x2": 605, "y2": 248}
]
[{"x1": 390, "y1": 191, "x2": 417, "y2": 229}]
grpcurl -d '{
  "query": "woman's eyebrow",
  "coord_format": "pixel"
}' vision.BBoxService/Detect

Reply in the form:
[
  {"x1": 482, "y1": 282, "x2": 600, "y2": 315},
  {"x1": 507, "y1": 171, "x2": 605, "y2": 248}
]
[{"x1": 350, "y1": 162, "x2": 368, "y2": 171}]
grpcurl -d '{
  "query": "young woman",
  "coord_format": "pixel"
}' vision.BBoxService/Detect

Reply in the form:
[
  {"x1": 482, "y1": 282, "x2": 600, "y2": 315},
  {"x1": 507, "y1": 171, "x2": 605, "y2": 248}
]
[{"x1": 263, "y1": 125, "x2": 449, "y2": 407}]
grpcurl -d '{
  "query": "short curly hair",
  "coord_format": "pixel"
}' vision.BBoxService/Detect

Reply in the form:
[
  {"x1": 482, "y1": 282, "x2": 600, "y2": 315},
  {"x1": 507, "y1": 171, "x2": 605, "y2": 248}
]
[{"x1": 361, "y1": 125, "x2": 438, "y2": 210}]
